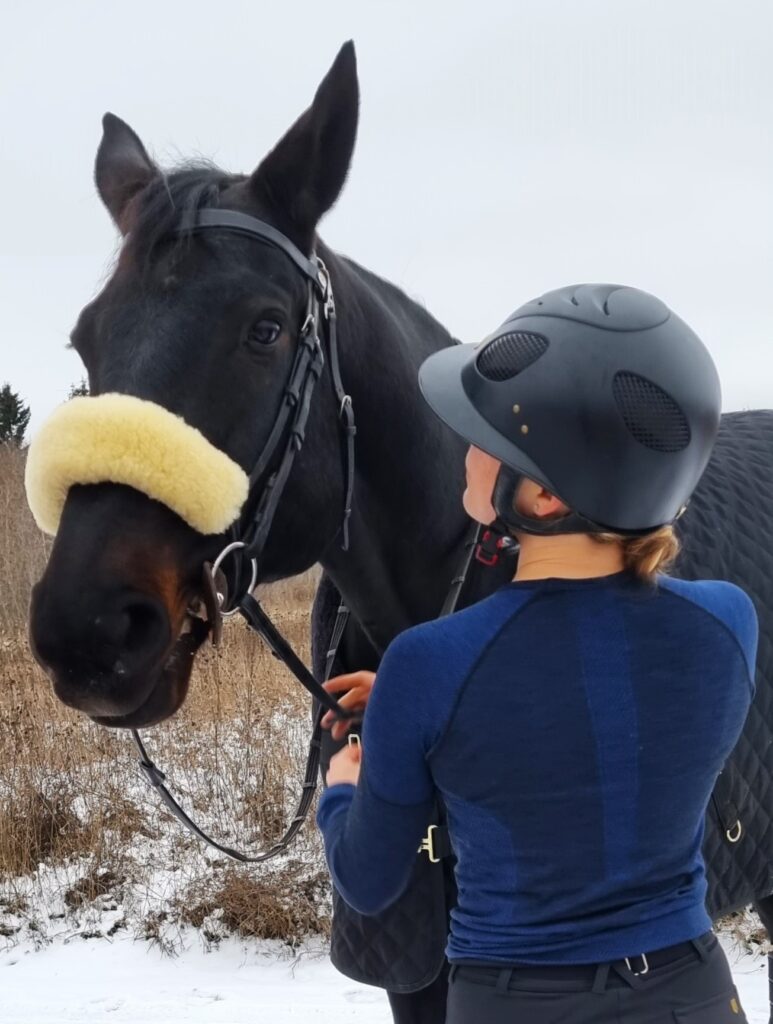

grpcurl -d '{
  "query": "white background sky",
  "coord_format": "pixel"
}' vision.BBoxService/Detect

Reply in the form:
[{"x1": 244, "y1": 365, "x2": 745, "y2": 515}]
[{"x1": 2, "y1": 0, "x2": 771, "y2": 431}]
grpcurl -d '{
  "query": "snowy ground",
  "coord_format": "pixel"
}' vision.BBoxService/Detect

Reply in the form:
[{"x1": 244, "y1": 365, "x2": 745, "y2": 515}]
[{"x1": 1, "y1": 932, "x2": 768, "y2": 1024}]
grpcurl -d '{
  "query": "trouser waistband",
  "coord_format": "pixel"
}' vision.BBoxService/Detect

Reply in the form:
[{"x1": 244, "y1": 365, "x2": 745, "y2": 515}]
[{"x1": 449, "y1": 932, "x2": 717, "y2": 993}]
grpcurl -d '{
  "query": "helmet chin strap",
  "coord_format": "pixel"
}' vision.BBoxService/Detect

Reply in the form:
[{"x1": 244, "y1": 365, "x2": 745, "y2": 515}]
[{"x1": 492, "y1": 465, "x2": 611, "y2": 537}]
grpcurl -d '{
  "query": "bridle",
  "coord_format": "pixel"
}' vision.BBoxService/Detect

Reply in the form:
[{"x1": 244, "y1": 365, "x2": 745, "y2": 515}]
[
  {"x1": 128, "y1": 208, "x2": 508, "y2": 865},
  {"x1": 130, "y1": 207, "x2": 360, "y2": 862},
  {"x1": 185, "y1": 208, "x2": 357, "y2": 604}
]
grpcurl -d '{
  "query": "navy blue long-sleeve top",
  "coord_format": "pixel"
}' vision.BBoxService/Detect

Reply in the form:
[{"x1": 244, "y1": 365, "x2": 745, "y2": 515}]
[{"x1": 317, "y1": 571, "x2": 758, "y2": 965}]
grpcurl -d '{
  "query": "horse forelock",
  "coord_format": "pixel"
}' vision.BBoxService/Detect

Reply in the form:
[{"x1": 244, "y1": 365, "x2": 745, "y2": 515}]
[{"x1": 121, "y1": 165, "x2": 240, "y2": 270}]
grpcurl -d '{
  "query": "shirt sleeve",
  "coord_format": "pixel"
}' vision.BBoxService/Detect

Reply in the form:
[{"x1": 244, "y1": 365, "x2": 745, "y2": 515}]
[{"x1": 316, "y1": 629, "x2": 438, "y2": 915}]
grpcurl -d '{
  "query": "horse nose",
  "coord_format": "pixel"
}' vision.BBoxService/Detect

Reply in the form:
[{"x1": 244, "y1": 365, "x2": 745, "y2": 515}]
[
  {"x1": 31, "y1": 585, "x2": 171, "y2": 681},
  {"x1": 93, "y1": 594, "x2": 170, "y2": 670}
]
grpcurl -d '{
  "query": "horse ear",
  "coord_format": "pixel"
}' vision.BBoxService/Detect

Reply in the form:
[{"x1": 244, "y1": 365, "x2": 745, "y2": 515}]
[
  {"x1": 250, "y1": 41, "x2": 359, "y2": 242},
  {"x1": 95, "y1": 114, "x2": 157, "y2": 233}
]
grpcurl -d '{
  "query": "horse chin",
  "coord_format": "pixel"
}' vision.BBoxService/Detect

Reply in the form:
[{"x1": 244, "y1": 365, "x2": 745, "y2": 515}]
[{"x1": 91, "y1": 616, "x2": 210, "y2": 729}]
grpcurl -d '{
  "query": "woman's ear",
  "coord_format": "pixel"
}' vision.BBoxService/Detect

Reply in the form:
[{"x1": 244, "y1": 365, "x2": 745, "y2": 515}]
[{"x1": 532, "y1": 487, "x2": 568, "y2": 519}]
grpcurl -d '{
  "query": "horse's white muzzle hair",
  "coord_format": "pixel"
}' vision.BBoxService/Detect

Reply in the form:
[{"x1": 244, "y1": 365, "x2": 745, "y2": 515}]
[{"x1": 25, "y1": 394, "x2": 249, "y2": 536}]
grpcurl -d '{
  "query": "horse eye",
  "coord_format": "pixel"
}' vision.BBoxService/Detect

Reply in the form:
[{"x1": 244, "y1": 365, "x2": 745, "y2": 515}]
[{"x1": 247, "y1": 319, "x2": 282, "y2": 347}]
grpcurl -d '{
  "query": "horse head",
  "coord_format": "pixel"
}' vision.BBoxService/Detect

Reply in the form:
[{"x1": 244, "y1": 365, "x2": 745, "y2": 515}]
[{"x1": 28, "y1": 43, "x2": 359, "y2": 728}]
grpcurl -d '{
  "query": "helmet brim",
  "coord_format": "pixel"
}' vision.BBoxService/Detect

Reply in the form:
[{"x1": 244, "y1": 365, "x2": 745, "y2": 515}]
[{"x1": 419, "y1": 344, "x2": 559, "y2": 495}]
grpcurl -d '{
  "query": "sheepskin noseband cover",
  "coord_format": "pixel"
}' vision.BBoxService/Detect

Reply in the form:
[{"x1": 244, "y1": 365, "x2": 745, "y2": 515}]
[{"x1": 25, "y1": 394, "x2": 250, "y2": 536}]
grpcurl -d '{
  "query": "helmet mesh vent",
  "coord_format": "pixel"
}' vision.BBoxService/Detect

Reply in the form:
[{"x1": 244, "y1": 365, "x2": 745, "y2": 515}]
[
  {"x1": 476, "y1": 332, "x2": 549, "y2": 381},
  {"x1": 613, "y1": 372, "x2": 691, "y2": 452}
]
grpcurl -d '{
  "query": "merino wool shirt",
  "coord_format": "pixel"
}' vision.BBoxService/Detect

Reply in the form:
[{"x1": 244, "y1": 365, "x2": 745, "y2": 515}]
[{"x1": 317, "y1": 571, "x2": 758, "y2": 965}]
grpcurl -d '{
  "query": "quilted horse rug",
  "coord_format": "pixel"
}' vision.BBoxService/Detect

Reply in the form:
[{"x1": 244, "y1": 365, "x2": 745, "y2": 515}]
[{"x1": 312, "y1": 408, "x2": 773, "y2": 997}]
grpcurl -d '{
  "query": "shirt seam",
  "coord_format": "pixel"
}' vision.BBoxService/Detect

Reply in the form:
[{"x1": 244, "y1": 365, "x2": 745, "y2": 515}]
[
  {"x1": 426, "y1": 591, "x2": 542, "y2": 766},
  {"x1": 659, "y1": 585, "x2": 756, "y2": 696}
]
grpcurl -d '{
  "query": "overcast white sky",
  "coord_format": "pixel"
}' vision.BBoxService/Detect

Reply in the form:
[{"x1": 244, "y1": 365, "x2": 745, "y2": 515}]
[{"x1": 2, "y1": 0, "x2": 771, "y2": 431}]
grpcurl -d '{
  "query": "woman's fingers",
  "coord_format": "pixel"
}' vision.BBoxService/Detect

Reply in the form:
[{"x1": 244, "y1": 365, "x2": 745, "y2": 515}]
[
  {"x1": 331, "y1": 718, "x2": 358, "y2": 742},
  {"x1": 321, "y1": 671, "x2": 376, "y2": 735},
  {"x1": 323, "y1": 671, "x2": 375, "y2": 694}
]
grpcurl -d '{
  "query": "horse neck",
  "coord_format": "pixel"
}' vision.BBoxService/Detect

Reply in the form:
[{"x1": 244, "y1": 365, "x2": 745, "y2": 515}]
[{"x1": 318, "y1": 248, "x2": 471, "y2": 653}]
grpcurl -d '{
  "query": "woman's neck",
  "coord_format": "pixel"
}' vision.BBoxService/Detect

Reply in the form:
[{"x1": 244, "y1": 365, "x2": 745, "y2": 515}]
[{"x1": 513, "y1": 533, "x2": 625, "y2": 582}]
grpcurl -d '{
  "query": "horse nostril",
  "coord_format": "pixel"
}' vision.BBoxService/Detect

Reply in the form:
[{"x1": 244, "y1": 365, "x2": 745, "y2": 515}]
[
  {"x1": 91, "y1": 595, "x2": 169, "y2": 672},
  {"x1": 122, "y1": 599, "x2": 166, "y2": 655}
]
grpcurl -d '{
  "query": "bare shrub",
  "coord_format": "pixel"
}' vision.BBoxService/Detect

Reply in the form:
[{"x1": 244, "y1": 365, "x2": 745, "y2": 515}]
[
  {"x1": 0, "y1": 786, "x2": 86, "y2": 876},
  {"x1": 177, "y1": 864, "x2": 331, "y2": 946},
  {"x1": 64, "y1": 869, "x2": 125, "y2": 909}
]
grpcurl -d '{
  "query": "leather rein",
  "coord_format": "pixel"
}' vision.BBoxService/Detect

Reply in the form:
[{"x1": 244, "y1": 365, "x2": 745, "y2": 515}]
[{"x1": 128, "y1": 209, "x2": 493, "y2": 864}]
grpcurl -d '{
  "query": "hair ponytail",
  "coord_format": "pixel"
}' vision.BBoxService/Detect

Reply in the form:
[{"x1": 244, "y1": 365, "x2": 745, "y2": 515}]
[{"x1": 592, "y1": 525, "x2": 680, "y2": 583}]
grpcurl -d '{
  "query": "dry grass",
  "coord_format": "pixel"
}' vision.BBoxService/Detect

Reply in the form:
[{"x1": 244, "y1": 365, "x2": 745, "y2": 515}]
[
  {"x1": 0, "y1": 444, "x2": 328, "y2": 949},
  {"x1": 177, "y1": 864, "x2": 331, "y2": 947},
  {"x1": 0, "y1": 445, "x2": 50, "y2": 635}
]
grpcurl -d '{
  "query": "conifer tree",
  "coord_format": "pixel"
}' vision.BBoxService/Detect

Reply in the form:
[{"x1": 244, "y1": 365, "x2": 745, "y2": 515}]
[
  {"x1": 68, "y1": 378, "x2": 90, "y2": 399},
  {"x1": 0, "y1": 383, "x2": 31, "y2": 446}
]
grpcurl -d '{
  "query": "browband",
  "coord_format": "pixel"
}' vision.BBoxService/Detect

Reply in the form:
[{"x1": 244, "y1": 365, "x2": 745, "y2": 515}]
[{"x1": 178, "y1": 209, "x2": 325, "y2": 290}]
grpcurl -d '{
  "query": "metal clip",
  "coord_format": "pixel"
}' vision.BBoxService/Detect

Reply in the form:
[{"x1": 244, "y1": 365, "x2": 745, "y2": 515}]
[
  {"x1": 726, "y1": 819, "x2": 743, "y2": 843},
  {"x1": 418, "y1": 824, "x2": 440, "y2": 863},
  {"x1": 347, "y1": 733, "x2": 360, "y2": 750},
  {"x1": 210, "y1": 541, "x2": 258, "y2": 619}
]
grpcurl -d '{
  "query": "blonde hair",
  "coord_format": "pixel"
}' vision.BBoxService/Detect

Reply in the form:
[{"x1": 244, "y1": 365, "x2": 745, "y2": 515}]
[{"x1": 592, "y1": 525, "x2": 680, "y2": 583}]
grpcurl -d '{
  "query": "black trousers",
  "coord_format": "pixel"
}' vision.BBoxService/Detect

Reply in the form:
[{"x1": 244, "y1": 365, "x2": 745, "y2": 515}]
[{"x1": 446, "y1": 934, "x2": 747, "y2": 1023}]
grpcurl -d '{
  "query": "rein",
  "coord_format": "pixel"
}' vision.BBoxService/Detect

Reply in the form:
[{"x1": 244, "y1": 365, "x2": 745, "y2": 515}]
[{"x1": 128, "y1": 208, "x2": 502, "y2": 865}]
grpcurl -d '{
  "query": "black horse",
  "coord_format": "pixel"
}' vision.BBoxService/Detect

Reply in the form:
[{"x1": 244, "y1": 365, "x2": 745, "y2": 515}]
[{"x1": 28, "y1": 42, "x2": 773, "y2": 1024}]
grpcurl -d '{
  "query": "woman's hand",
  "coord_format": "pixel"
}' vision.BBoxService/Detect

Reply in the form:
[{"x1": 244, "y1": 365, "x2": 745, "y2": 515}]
[
  {"x1": 326, "y1": 742, "x2": 362, "y2": 787},
  {"x1": 321, "y1": 671, "x2": 376, "y2": 741}
]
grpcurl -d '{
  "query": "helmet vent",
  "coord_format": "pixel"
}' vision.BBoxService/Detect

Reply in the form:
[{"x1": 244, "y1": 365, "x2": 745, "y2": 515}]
[
  {"x1": 613, "y1": 372, "x2": 691, "y2": 452},
  {"x1": 476, "y1": 331, "x2": 549, "y2": 381}
]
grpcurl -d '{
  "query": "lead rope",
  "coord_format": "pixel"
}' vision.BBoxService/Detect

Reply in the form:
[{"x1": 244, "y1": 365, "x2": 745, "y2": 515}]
[{"x1": 131, "y1": 601, "x2": 350, "y2": 864}]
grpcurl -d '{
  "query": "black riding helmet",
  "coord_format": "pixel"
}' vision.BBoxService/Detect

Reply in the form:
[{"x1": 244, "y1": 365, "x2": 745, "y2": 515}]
[{"x1": 419, "y1": 284, "x2": 721, "y2": 536}]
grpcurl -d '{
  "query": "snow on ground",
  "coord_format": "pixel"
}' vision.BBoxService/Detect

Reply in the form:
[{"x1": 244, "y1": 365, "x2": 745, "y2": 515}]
[
  {"x1": 0, "y1": 932, "x2": 768, "y2": 1024},
  {"x1": 1, "y1": 935, "x2": 390, "y2": 1024}
]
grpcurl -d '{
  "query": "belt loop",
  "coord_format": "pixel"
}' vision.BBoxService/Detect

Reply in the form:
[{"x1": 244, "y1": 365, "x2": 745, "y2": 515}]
[
  {"x1": 495, "y1": 967, "x2": 513, "y2": 994},
  {"x1": 691, "y1": 937, "x2": 710, "y2": 963},
  {"x1": 448, "y1": 964, "x2": 459, "y2": 984},
  {"x1": 592, "y1": 963, "x2": 610, "y2": 994}
]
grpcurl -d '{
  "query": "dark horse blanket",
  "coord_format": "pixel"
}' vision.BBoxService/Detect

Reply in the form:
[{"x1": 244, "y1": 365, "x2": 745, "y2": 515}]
[{"x1": 312, "y1": 410, "x2": 773, "y2": 992}]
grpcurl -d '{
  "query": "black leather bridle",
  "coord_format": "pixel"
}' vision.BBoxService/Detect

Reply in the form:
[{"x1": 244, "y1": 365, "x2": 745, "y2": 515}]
[
  {"x1": 188, "y1": 208, "x2": 357, "y2": 588},
  {"x1": 130, "y1": 208, "x2": 360, "y2": 862},
  {"x1": 128, "y1": 209, "x2": 509, "y2": 865}
]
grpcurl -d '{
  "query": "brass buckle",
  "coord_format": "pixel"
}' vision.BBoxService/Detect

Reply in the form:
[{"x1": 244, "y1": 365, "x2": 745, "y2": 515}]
[{"x1": 418, "y1": 824, "x2": 440, "y2": 863}]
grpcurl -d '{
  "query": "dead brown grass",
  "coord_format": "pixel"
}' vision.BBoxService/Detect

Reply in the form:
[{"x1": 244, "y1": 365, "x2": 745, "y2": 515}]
[
  {"x1": 177, "y1": 864, "x2": 331, "y2": 947},
  {"x1": 0, "y1": 446, "x2": 50, "y2": 635}
]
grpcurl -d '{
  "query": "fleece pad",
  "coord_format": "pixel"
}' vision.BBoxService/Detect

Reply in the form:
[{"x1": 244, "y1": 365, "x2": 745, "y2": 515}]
[{"x1": 25, "y1": 394, "x2": 249, "y2": 536}]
